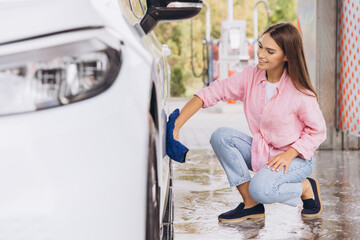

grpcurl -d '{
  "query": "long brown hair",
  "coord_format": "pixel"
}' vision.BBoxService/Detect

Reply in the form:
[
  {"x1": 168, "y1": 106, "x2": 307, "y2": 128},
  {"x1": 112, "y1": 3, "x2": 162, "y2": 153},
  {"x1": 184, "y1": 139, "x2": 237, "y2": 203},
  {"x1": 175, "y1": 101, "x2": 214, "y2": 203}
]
[{"x1": 263, "y1": 23, "x2": 317, "y2": 99}]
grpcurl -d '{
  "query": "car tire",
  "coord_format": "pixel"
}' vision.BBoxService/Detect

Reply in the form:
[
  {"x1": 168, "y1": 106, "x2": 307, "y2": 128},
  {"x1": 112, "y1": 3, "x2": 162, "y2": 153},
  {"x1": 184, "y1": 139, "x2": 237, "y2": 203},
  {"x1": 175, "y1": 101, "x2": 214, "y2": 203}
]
[{"x1": 146, "y1": 115, "x2": 160, "y2": 240}]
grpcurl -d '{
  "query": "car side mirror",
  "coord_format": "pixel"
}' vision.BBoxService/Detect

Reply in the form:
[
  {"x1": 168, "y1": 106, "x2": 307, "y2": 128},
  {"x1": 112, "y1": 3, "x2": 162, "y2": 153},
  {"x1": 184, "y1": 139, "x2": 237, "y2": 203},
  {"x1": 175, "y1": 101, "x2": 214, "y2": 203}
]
[{"x1": 140, "y1": 0, "x2": 203, "y2": 34}]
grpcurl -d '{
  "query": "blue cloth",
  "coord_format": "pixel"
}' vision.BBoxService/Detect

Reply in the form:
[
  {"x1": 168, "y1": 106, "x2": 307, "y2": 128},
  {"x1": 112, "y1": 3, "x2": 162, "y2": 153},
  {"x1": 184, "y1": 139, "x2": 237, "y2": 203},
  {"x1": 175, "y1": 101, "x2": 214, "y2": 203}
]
[{"x1": 166, "y1": 109, "x2": 188, "y2": 163}]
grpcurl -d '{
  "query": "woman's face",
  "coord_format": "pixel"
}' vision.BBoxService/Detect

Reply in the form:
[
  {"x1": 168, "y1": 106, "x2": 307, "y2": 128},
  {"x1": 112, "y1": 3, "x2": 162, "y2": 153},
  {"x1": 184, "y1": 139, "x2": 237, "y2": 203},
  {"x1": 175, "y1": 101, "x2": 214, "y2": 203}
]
[{"x1": 257, "y1": 33, "x2": 287, "y2": 72}]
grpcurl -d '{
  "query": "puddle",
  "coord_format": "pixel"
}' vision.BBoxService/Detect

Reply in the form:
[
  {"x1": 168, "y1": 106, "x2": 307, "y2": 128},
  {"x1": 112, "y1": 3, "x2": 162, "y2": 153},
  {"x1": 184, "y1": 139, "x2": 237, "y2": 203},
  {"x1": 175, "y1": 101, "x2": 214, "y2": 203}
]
[{"x1": 173, "y1": 149, "x2": 360, "y2": 240}]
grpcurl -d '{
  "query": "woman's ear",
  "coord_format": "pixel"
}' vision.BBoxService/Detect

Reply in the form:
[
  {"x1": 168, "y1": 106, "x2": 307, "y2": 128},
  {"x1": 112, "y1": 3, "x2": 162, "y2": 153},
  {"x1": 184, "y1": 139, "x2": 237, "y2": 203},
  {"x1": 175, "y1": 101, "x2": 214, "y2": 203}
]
[{"x1": 284, "y1": 56, "x2": 288, "y2": 62}]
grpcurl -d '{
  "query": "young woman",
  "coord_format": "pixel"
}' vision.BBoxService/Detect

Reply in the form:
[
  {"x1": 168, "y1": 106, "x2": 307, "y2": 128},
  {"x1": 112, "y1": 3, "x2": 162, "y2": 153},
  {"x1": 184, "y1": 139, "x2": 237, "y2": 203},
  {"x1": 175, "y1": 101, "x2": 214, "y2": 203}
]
[{"x1": 172, "y1": 22, "x2": 327, "y2": 222}]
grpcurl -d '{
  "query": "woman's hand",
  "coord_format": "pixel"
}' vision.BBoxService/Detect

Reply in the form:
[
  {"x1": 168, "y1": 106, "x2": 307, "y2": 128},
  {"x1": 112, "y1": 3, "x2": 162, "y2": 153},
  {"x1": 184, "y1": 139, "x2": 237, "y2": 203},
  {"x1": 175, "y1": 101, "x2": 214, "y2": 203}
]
[{"x1": 267, "y1": 147, "x2": 299, "y2": 173}]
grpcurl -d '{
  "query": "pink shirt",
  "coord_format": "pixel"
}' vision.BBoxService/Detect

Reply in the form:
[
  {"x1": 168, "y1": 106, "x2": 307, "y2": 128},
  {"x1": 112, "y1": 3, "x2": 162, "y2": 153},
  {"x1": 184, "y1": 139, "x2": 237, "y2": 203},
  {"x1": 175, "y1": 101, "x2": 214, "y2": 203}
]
[{"x1": 195, "y1": 65, "x2": 327, "y2": 172}]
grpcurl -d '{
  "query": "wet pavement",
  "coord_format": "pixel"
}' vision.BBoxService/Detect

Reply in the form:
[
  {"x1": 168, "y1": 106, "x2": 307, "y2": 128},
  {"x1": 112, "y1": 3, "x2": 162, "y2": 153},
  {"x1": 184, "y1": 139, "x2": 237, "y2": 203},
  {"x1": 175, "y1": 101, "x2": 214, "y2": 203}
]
[{"x1": 169, "y1": 98, "x2": 360, "y2": 240}]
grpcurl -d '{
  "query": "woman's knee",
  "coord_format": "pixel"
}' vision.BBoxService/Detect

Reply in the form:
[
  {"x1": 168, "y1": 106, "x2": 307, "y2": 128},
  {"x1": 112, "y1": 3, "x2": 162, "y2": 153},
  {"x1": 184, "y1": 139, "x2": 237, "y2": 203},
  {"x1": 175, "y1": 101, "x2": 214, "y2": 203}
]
[
  {"x1": 249, "y1": 173, "x2": 275, "y2": 204},
  {"x1": 210, "y1": 127, "x2": 233, "y2": 148}
]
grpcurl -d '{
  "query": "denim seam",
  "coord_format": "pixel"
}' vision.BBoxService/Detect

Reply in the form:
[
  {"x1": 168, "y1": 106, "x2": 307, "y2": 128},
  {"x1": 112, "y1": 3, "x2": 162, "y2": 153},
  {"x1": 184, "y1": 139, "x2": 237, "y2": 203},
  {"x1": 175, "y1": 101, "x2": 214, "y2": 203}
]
[
  {"x1": 229, "y1": 135, "x2": 252, "y2": 147},
  {"x1": 231, "y1": 177, "x2": 252, "y2": 188},
  {"x1": 271, "y1": 159, "x2": 313, "y2": 198},
  {"x1": 225, "y1": 137, "x2": 252, "y2": 187},
  {"x1": 284, "y1": 159, "x2": 312, "y2": 175},
  {"x1": 230, "y1": 136, "x2": 253, "y2": 170}
]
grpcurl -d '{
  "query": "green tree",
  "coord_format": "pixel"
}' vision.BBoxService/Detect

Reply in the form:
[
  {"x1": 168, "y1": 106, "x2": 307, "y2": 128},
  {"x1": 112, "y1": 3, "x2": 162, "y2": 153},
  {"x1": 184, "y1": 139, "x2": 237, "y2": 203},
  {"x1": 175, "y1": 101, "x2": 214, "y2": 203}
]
[
  {"x1": 171, "y1": 67, "x2": 186, "y2": 96},
  {"x1": 172, "y1": 25, "x2": 182, "y2": 55},
  {"x1": 268, "y1": 0, "x2": 297, "y2": 24}
]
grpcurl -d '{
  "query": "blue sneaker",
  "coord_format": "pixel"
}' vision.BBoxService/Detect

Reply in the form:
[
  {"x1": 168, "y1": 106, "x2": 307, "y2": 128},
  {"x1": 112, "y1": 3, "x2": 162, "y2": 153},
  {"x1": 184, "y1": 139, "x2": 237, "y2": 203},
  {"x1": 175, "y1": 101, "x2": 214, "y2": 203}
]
[
  {"x1": 218, "y1": 203, "x2": 265, "y2": 223},
  {"x1": 301, "y1": 177, "x2": 323, "y2": 217}
]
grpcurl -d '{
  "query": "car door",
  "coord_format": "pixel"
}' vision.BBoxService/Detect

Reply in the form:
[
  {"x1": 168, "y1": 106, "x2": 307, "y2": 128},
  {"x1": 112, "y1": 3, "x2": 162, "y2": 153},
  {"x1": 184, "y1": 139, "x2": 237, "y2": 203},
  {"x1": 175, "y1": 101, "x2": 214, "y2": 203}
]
[{"x1": 117, "y1": 0, "x2": 172, "y2": 235}]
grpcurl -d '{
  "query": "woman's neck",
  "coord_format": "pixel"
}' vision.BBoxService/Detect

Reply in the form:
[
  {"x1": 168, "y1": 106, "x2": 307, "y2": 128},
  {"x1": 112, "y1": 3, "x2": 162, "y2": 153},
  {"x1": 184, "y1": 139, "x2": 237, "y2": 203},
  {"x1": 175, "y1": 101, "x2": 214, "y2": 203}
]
[{"x1": 266, "y1": 66, "x2": 285, "y2": 83}]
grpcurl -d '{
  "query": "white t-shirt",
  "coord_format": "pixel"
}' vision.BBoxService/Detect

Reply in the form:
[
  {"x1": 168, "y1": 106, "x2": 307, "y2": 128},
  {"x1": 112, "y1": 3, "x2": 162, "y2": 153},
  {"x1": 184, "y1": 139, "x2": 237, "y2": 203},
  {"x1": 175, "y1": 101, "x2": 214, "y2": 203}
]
[{"x1": 265, "y1": 81, "x2": 279, "y2": 103}]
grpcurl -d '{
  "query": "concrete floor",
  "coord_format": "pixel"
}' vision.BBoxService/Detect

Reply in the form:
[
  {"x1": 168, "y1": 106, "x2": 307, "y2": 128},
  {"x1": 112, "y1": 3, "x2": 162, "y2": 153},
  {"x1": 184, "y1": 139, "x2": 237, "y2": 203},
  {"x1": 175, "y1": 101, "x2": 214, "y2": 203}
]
[{"x1": 169, "y1": 98, "x2": 360, "y2": 240}]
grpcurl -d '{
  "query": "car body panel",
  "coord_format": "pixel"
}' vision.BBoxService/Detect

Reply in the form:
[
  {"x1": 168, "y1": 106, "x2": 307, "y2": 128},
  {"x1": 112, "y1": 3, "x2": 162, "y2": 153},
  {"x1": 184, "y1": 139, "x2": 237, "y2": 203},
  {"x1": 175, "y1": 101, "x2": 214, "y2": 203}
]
[
  {"x1": 0, "y1": 0, "x2": 102, "y2": 43},
  {"x1": 0, "y1": 42, "x2": 151, "y2": 239},
  {"x1": 0, "y1": 0, "x2": 171, "y2": 238},
  {"x1": 118, "y1": 0, "x2": 173, "y2": 221}
]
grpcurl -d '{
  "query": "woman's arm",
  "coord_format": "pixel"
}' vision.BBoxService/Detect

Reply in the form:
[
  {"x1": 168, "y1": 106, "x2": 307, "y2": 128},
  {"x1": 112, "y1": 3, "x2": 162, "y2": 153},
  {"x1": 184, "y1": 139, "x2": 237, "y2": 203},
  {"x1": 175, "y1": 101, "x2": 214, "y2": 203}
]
[
  {"x1": 290, "y1": 95, "x2": 327, "y2": 160},
  {"x1": 172, "y1": 65, "x2": 254, "y2": 140},
  {"x1": 173, "y1": 95, "x2": 203, "y2": 140}
]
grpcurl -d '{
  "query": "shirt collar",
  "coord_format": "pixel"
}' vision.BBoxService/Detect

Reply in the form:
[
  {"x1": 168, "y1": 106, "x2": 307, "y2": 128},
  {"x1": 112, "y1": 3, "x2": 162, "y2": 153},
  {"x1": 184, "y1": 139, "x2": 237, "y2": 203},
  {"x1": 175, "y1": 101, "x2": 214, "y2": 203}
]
[
  {"x1": 257, "y1": 69, "x2": 267, "y2": 85},
  {"x1": 257, "y1": 67, "x2": 289, "y2": 95}
]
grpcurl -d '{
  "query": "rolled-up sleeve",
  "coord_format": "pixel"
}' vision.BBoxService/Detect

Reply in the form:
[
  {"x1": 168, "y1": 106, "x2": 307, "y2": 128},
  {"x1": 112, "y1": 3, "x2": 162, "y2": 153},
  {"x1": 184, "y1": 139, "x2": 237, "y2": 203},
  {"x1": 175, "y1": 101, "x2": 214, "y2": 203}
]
[
  {"x1": 291, "y1": 95, "x2": 327, "y2": 160},
  {"x1": 194, "y1": 65, "x2": 252, "y2": 108}
]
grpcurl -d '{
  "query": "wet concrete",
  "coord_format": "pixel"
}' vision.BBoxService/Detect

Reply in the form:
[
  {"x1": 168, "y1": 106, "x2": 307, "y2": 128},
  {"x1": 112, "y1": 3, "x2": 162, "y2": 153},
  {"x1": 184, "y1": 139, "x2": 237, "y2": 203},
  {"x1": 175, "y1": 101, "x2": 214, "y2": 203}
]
[
  {"x1": 170, "y1": 98, "x2": 360, "y2": 240},
  {"x1": 173, "y1": 149, "x2": 360, "y2": 240}
]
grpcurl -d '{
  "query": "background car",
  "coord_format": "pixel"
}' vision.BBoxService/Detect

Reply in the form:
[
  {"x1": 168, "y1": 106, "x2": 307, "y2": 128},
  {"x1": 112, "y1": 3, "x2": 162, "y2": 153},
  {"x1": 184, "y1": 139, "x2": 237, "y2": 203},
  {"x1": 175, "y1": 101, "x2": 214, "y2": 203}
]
[{"x1": 0, "y1": 0, "x2": 201, "y2": 239}]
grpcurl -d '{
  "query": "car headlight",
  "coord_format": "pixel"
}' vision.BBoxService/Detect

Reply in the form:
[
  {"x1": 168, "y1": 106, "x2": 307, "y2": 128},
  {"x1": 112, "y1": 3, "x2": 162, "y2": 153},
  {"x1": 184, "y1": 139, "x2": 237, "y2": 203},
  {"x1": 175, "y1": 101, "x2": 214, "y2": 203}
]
[{"x1": 0, "y1": 28, "x2": 122, "y2": 116}]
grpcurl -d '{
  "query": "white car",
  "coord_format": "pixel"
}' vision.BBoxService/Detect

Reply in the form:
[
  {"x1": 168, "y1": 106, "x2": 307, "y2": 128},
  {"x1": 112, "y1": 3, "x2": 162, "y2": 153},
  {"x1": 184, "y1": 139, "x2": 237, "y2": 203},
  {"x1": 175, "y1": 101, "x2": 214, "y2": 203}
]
[{"x1": 0, "y1": 0, "x2": 201, "y2": 239}]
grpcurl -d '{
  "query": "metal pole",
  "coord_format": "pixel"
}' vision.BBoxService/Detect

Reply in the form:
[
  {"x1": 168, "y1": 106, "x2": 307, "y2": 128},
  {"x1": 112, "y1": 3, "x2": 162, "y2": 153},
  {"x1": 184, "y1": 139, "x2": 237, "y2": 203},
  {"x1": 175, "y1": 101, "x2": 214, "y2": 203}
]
[
  {"x1": 208, "y1": 39, "x2": 213, "y2": 85},
  {"x1": 203, "y1": 1, "x2": 212, "y2": 85},
  {"x1": 253, "y1": 8, "x2": 258, "y2": 61},
  {"x1": 253, "y1": 0, "x2": 271, "y2": 62},
  {"x1": 228, "y1": 0, "x2": 233, "y2": 21},
  {"x1": 203, "y1": 0, "x2": 211, "y2": 42}
]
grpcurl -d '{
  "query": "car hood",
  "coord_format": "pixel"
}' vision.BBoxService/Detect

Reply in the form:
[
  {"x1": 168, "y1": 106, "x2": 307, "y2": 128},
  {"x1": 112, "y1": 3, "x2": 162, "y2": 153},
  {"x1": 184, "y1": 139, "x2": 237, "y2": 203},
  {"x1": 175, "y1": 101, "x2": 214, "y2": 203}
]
[
  {"x1": 0, "y1": 0, "x2": 124, "y2": 44},
  {"x1": 0, "y1": 0, "x2": 152, "y2": 66}
]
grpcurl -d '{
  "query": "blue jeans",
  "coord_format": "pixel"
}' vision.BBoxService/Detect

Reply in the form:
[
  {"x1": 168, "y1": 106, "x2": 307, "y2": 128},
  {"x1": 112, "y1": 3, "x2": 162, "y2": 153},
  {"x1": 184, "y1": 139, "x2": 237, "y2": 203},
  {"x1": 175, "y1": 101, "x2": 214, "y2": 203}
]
[{"x1": 210, "y1": 127, "x2": 314, "y2": 207}]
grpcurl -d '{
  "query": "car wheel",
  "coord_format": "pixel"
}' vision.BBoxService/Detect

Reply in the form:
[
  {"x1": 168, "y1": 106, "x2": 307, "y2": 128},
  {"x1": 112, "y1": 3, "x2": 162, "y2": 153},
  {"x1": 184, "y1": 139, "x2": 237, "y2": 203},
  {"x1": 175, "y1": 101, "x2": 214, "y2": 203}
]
[{"x1": 146, "y1": 115, "x2": 160, "y2": 240}]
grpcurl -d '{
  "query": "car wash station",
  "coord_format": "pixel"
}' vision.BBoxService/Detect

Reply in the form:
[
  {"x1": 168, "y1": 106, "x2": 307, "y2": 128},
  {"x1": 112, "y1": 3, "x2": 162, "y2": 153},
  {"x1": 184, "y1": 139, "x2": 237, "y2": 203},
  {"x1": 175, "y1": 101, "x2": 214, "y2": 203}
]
[{"x1": 0, "y1": 0, "x2": 359, "y2": 239}]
